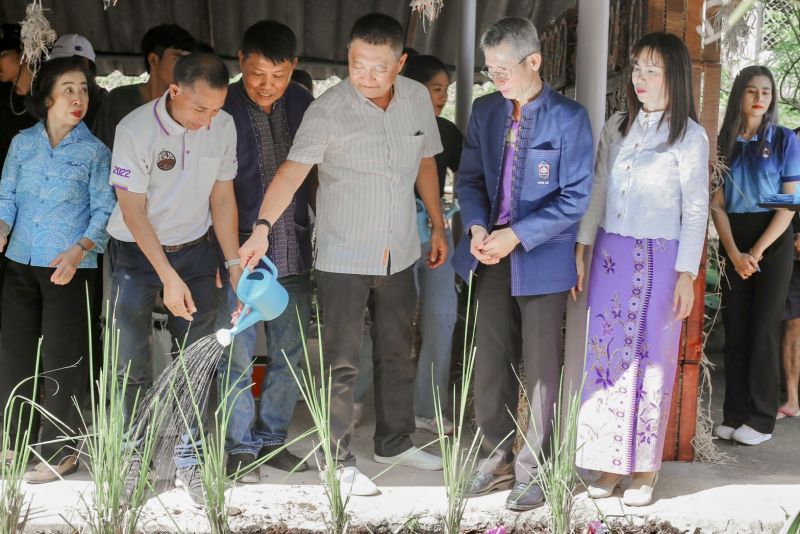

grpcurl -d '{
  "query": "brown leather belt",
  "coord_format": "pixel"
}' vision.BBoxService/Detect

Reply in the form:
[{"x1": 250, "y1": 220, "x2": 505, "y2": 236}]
[{"x1": 162, "y1": 234, "x2": 208, "y2": 253}]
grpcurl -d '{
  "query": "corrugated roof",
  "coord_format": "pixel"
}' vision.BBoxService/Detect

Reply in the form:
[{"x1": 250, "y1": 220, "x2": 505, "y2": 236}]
[{"x1": 0, "y1": 0, "x2": 575, "y2": 77}]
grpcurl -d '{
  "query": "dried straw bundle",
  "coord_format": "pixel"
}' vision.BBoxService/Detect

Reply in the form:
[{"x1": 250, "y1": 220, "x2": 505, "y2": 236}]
[{"x1": 19, "y1": 0, "x2": 56, "y2": 76}]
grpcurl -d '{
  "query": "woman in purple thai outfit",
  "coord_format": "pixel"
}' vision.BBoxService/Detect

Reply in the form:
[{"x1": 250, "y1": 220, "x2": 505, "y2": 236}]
[{"x1": 571, "y1": 33, "x2": 709, "y2": 506}]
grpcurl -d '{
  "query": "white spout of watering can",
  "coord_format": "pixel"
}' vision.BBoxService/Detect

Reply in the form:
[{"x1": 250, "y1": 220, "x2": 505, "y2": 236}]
[{"x1": 215, "y1": 255, "x2": 288, "y2": 347}]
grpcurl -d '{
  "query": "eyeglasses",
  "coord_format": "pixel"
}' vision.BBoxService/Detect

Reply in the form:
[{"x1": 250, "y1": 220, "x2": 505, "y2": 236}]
[
  {"x1": 480, "y1": 54, "x2": 532, "y2": 83},
  {"x1": 351, "y1": 62, "x2": 392, "y2": 79}
]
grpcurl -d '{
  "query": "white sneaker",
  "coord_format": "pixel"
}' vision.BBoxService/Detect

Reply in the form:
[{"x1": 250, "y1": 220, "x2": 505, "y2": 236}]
[
  {"x1": 374, "y1": 446, "x2": 443, "y2": 471},
  {"x1": 713, "y1": 424, "x2": 735, "y2": 440},
  {"x1": 415, "y1": 415, "x2": 454, "y2": 435},
  {"x1": 732, "y1": 424, "x2": 771, "y2": 445},
  {"x1": 319, "y1": 465, "x2": 378, "y2": 496}
]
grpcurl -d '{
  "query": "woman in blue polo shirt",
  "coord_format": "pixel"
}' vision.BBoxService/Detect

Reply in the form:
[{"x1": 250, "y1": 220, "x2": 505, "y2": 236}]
[
  {"x1": 0, "y1": 57, "x2": 114, "y2": 482},
  {"x1": 711, "y1": 65, "x2": 800, "y2": 446}
]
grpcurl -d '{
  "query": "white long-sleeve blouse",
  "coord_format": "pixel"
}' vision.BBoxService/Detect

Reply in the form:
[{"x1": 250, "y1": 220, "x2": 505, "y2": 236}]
[{"x1": 577, "y1": 110, "x2": 710, "y2": 277}]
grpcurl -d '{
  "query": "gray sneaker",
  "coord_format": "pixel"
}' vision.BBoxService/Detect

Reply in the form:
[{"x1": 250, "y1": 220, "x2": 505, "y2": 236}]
[
  {"x1": 461, "y1": 470, "x2": 515, "y2": 497},
  {"x1": 122, "y1": 453, "x2": 144, "y2": 507},
  {"x1": 175, "y1": 464, "x2": 205, "y2": 507}
]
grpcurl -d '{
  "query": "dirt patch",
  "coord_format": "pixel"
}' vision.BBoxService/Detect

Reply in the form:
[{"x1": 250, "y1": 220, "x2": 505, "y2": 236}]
[{"x1": 215, "y1": 519, "x2": 684, "y2": 534}]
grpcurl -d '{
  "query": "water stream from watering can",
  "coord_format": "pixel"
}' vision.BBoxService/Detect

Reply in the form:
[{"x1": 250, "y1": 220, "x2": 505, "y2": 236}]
[{"x1": 130, "y1": 334, "x2": 228, "y2": 475}]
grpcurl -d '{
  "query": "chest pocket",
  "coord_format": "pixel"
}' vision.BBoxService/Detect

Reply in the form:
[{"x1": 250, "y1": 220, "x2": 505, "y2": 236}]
[
  {"x1": 391, "y1": 135, "x2": 424, "y2": 173},
  {"x1": 197, "y1": 157, "x2": 223, "y2": 192},
  {"x1": 521, "y1": 148, "x2": 560, "y2": 201}
]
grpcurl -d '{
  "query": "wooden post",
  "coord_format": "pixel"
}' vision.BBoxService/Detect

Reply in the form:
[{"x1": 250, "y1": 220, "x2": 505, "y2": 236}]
[{"x1": 653, "y1": 0, "x2": 722, "y2": 462}]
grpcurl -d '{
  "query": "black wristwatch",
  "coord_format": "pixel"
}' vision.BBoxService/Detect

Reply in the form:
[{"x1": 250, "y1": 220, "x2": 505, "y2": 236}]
[{"x1": 253, "y1": 218, "x2": 272, "y2": 235}]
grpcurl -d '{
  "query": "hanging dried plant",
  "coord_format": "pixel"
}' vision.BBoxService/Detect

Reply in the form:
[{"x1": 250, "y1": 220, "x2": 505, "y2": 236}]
[
  {"x1": 19, "y1": 0, "x2": 56, "y2": 75},
  {"x1": 697, "y1": 0, "x2": 757, "y2": 65},
  {"x1": 410, "y1": 0, "x2": 444, "y2": 31}
]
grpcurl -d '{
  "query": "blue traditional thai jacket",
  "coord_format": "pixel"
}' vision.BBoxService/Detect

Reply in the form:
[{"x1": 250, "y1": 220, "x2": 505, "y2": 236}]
[{"x1": 452, "y1": 84, "x2": 594, "y2": 296}]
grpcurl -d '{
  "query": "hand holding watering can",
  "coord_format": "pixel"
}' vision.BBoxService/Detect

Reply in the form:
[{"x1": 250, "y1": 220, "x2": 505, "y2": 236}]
[{"x1": 216, "y1": 256, "x2": 289, "y2": 347}]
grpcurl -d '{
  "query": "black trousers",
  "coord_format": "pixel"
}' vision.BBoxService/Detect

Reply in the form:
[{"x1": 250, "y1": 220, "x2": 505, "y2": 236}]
[
  {"x1": 315, "y1": 266, "x2": 417, "y2": 464},
  {"x1": 721, "y1": 212, "x2": 793, "y2": 434},
  {"x1": 0, "y1": 260, "x2": 95, "y2": 461},
  {"x1": 473, "y1": 258, "x2": 567, "y2": 483}
]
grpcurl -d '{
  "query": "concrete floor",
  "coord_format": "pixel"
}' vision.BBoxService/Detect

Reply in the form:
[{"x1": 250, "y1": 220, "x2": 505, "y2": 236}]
[{"x1": 16, "y1": 338, "x2": 800, "y2": 533}]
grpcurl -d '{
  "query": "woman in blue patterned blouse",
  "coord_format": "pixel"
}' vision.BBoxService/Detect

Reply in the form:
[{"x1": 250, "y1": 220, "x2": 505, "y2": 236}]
[{"x1": 0, "y1": 57, "x2": 115, "y2": 483}]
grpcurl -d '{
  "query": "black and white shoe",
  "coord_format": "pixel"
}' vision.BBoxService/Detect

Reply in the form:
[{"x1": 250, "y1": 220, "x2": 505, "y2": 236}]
[{"x1": 175, "y1": 464, "x2": 205, "y2": 507}]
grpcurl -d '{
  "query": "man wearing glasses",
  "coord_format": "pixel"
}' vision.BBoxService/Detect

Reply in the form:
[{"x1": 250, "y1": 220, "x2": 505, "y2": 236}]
[
  {"x1": 238, "y1": 13, "x2": 446, "y2": 496},
  {"x1": 452, "y1": 17, "x2": 593, "y2": 511}
]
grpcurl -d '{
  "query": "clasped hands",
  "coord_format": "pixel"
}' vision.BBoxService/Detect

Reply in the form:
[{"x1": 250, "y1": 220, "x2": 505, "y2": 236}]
[
  {"x1": 730, "y1": 248, "x2": 761, "y2": 280},
  {"x1": 470, "y1": 225, "x2": 520, "y2": 265}
]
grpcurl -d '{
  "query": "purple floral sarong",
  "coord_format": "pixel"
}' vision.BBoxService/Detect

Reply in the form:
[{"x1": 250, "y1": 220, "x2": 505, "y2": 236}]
[{"x1": 575, "y1": 229, "x2": 681, "y2": 475}]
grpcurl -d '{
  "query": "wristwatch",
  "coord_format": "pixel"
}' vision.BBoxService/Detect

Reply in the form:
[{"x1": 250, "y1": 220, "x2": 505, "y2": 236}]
[{"x1": 253, "y1": 218, "x2": 272, "y2": 235}]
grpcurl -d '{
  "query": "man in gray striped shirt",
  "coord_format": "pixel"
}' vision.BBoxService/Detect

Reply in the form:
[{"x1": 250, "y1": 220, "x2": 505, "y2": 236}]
[{"x1": 239, "y1": 13, "x2": 446, "y2": 495}]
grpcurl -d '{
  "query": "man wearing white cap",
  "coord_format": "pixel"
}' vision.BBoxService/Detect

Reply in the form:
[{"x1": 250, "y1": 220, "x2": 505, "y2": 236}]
[{"x1": 49, "y1": 34, "x2": 107, "y2": 130}]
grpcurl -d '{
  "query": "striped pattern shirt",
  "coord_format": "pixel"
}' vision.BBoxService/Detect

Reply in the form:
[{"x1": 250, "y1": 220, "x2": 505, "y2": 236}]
[{"x1": 287, "y1": 76, "x2": 442, "y2": 275}]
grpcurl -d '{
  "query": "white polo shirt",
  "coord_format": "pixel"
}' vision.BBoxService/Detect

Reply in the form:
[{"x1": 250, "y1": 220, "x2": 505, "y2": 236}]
[{"x1": 106, "y1": 92, "x2": 237, "y2": 246}]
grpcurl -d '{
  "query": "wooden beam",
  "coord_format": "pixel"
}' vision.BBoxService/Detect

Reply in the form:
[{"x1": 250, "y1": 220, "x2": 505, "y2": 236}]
[
  {"x1": 666, "y1": 0, "x2": 687, "y2": 37},
  {"x1": 677, "y1": 362, "x2": 701, "y2": 460},
  {"x1": 702, "y1": 62, "x2": 722, "y2": 151},
  {"x1": 648, "y1": 0, "x2": 667, "y2": 31},
  {"x1": 685, "y1": 0, "x2": 703, "y2": 58}
]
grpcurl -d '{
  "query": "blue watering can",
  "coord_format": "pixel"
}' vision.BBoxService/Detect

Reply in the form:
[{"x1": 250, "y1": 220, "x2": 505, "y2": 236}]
[
  {"x1": 415, "y1": 198, "x2": 460, "y2": 243},
  {"x1": 216, "y1": 256, "x2": 289, "y2": 346}
]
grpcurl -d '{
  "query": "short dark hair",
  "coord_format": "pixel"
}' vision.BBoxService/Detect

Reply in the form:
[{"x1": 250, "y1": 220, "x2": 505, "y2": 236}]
[
  {"x1": 403, "y1": 54, "x2": 449, "y2": 85},
  {"x1": 30, "y1": 57, "x2": 91, "y2": 120},
  {"x1": 348, "y1": 13, "x2": 404, "y2": 55},
  {"x1": 718, "y1": 65, "x2": 779, "y2": 163},
  {"x1": 619, "y1": 32, "x2": 697, "y2": 146},
  {"x1": 242, "y1": 20, "x2": 297, "y2": 64},
  {"x1": 173, "y1": 53, "x2": 229, "y2": 89},
  {"x1": 140, "y1": 24, "x2": 196, "y2": 73},
  {"x1": 291, "y1": 69, "x2": 313, "y2": 93}
]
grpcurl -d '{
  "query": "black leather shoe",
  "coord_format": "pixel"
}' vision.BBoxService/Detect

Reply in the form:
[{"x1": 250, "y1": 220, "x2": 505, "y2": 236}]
[
  {"x1": 259, "y1": 444, "x2": 308, "y2": 472},
  {"x1": 461, "y1": 470, "x2": 515, "y2": 497},
  {"x1": 505, "y1": 481, "x2": 545, "y2": 511}
]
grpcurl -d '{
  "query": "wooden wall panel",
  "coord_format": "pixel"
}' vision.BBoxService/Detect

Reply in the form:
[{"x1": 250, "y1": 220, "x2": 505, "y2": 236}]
[
  {"x1": 648, "y1": 0, "x2": 668, "y2": 31},
  {"x1": 666, "y1": 0, "x2": 687, "y2": 37},
  {"x1": 660, "y1": 0, "x2": 720, "y2": 462}
]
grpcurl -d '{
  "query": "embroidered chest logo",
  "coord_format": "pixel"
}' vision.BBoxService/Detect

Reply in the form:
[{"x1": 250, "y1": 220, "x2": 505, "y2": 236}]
[
  {"x1": 762, "y1": 146, "x2": 771, "y2": 159},
  {"x1": 537, "y1": 160, "x2": 551, "y2": 184},
  {"x1": 156, "y1": 150, "x2": 176, "y2": 171}
]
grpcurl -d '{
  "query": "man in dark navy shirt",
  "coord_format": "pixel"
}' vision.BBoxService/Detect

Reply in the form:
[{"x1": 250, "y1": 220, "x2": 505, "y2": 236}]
[{"x1": 215, "y1": 20, "x2": 315, "y2": 483}]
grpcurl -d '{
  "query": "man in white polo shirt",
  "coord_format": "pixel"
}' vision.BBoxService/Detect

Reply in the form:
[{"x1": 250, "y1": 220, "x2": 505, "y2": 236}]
[
  {"x1": 239, "y1": 13, "x2": 446, "y2": 496},
  {"x1": 106, "y1": 53, "x2": 240, "y2": 505}
]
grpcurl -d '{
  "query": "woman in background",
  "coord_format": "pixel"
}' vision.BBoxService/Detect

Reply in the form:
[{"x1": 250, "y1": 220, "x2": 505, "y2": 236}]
[
  {"x1": 403, "y1": 54, "x2": 463, "y2": 435},
  {"x1": 0, "y1": 57, "x2": 115, "y2": 483},
  {"x1": 711, "y1": 66, "x2": 800, "y2": 446}
]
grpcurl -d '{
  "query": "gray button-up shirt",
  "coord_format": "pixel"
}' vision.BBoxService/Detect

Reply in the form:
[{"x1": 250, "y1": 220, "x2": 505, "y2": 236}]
[{"x1": 287, "y1": 76, "x2": 442, "y2": 275}]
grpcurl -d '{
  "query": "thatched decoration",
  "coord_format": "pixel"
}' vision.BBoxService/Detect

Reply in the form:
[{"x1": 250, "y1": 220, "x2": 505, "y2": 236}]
[
  {"x1": 697, "y1": 0, "x2": 757, "y2": 65},
  {"x1": 19, "y1": 0, "x2": 56, "y2": 76},
  {"x1": 693, "y1": 154, "x2": 735, "y2": 465},
  {"x1": 410, "y1": 0, "x2": 444, "y2": 31}
]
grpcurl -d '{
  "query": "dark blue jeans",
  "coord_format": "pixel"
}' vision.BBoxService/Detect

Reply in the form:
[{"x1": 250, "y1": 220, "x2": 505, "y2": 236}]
[
  {"x1": 215, "y1": 272, "x2": 311, "y2": 455},
  {"x1": 109, "y1": 238, "x2": 217, "y2": 467}
]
